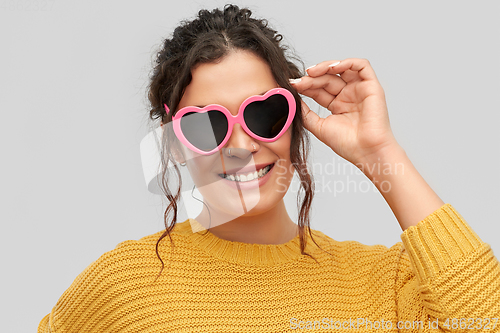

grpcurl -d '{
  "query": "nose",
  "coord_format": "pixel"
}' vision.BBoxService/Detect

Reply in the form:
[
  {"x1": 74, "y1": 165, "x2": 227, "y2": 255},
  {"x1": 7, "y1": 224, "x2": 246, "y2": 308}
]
[{"x1": 224, "y1": 123, "x2": 259, "y2": 159}]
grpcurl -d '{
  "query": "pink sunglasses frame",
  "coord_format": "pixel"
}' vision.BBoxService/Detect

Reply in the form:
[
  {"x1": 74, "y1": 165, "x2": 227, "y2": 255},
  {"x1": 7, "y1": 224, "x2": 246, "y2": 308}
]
[{"x1": 164, "y1": 88, "x2": 296, "y2": 155}]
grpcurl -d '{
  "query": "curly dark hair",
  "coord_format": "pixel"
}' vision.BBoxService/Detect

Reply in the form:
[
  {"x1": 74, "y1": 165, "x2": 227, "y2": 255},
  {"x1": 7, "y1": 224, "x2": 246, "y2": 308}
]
[{"x1": 146, "y1": 4, "x2": 330, "y2": 281}]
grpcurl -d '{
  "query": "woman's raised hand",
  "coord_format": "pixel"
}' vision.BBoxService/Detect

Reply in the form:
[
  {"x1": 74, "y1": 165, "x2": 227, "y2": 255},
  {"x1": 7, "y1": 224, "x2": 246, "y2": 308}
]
[
  {"x1": 291, "y1": 58, "x2": 445, "y2": 229},
  {"x1": 290, "y1": 58, "x2": 399, "y2": 166}
]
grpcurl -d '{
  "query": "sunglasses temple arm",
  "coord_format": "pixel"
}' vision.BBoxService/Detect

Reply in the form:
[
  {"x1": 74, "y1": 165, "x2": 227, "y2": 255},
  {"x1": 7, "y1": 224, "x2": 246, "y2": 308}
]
[{"x1": 164, "y1": 104, "x2": 170, "y2": 114}]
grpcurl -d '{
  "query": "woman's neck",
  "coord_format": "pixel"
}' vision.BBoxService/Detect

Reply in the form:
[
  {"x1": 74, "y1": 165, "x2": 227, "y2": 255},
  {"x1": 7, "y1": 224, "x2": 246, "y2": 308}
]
[{"x1": 194, "y1": 199, "x2": 298, "y2": 245}]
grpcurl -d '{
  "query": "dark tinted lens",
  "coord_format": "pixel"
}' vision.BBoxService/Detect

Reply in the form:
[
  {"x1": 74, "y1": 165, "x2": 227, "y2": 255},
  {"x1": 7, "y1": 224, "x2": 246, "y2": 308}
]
[
  {"x1": 243, "y1": 94, "x2": 290, "y2": 139},
  {"x1": 180, "y1": 110, "x2": 228, "y2": 152}
]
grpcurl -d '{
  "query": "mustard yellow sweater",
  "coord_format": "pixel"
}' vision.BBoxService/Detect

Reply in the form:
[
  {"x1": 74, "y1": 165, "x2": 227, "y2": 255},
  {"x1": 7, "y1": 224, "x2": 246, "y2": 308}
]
[{"x1": 38, "y1": 204, "x2": 500, "y2": 332}]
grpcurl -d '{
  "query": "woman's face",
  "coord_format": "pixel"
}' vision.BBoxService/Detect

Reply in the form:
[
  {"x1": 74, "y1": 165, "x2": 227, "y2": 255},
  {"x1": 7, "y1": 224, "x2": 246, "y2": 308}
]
[{"x1": 174, "y1": 50, "x2": 295, "y2": 222}]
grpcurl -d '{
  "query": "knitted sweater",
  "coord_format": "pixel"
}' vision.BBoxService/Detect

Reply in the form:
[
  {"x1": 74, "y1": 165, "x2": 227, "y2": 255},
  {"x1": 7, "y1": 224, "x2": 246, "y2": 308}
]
[{"x1": 38, "y1": 204, "x2": 500, "y2": 332}]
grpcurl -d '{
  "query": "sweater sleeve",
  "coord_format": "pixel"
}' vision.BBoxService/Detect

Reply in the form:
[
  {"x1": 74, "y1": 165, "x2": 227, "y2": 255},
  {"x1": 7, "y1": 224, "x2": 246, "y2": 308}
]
[
  {"x1": 395, "y1": 203, "x2": 500, "y2": 332},
  {"x1": 37, "y1": 239, "x2": 152, "y2": 333},
  {"x1": 37, "y1": 251, "x2": 112, "y2": 333}
]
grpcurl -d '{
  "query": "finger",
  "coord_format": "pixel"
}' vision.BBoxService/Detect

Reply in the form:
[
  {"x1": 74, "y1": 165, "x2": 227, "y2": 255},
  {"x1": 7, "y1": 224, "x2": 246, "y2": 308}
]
[
  {"x1": 338, "y1": 70, "x2": 359, "y2": 83},
  {"x1": 304, "y1": 60, "x2": 340, "y2": 77},
  {"x1": 329, "y1": 58, "x2": 379, "y2": 83},
  {"x1": 300, "y1": 100, "x2": 324, "y2": 140},
  {"x1": 299, "y1": 88, "x2": 338, "y2": 113},
  {"x1": 306, "y1": 58, "x2": 379, "y2": 83},
  {"x1": 289, "y1": 74, "x2": 346, "y2": 98}
]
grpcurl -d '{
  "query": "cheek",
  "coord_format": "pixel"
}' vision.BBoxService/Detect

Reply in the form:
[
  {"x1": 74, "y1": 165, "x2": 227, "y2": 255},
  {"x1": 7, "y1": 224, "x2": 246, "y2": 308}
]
[
  {"x1": 187, "y1": 159, "x2": 209, "y2": 176},
  {"x1": 183, "y1": 150, "x2": 214, "y2": 177},
  {"x1": 269, "y1": 132, "x2": 294, "y2": 180},
  {"x1": 273, "y1": 130, "x2": 292, "y2": 159}
]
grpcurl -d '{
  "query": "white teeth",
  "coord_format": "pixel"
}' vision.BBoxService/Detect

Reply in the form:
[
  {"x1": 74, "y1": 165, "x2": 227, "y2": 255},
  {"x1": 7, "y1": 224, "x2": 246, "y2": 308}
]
[{"x1": 221, "y1": 164, "x2": 272, "y2": 182}]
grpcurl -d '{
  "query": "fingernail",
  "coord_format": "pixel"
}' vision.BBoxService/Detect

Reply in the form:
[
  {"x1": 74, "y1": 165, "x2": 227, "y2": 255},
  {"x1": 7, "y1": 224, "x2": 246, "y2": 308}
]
[
  {"x1": 328, "y1": 61, "x2": 341, "y2": 67},
  {"x1": 306, "y1": 64, "x2": 316, "y2": 71},
  {"x1": 289, "y1": 78, "x2": 302, "y2": 84}
]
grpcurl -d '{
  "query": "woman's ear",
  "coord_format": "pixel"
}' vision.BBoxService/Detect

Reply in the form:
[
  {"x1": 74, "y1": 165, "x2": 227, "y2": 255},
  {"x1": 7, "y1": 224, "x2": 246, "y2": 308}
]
[
  {"x1": 171, "y1": 140, "x2": 187, "y2": 165},
  {"x1": 172, "y1": 147, "x2": 186, "y2": 165}
]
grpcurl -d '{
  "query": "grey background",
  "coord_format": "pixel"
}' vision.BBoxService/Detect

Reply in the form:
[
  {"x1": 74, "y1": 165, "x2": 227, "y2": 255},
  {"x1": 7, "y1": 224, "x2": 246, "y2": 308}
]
[{"x1": 1, "y1": 0, "x2": 498, "y2": 331}]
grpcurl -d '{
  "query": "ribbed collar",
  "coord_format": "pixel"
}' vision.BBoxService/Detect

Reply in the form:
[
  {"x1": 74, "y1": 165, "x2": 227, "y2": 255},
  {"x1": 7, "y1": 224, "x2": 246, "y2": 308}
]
[{"x1": 176, "y1": 218, "x2": 322, "y2": 266}]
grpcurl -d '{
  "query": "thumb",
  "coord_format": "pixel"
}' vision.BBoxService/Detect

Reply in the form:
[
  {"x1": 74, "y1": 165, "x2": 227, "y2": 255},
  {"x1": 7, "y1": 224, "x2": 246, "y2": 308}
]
[{"x1": 300, "y1": 100, "x2": 324, "y2": 141}]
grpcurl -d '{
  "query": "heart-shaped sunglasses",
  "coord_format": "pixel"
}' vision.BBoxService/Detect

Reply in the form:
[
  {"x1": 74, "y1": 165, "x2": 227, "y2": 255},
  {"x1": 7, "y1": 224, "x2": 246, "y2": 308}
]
[{"x1": 165, "y1": 88, "x2": 296, "y2": 155}]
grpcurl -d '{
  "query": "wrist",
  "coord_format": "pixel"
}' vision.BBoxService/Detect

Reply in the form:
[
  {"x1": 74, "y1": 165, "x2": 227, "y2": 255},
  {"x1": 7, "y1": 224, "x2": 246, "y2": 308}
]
[
  {"x1": 355, "y1": 142, "x2": 444, "y2": 230},
  {"x1": 355, "y1": 141, "x2": 407, "y2": 182}
]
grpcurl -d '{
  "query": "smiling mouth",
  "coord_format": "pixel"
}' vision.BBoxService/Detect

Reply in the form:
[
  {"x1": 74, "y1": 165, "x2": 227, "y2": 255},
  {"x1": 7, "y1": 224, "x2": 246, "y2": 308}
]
[{"x1": 218, "y1": 163, "x2": 274, "y2": 182}]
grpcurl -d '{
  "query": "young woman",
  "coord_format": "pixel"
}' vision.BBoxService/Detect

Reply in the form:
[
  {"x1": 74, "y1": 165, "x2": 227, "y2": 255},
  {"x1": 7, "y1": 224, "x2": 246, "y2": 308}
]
[{"x1": 39, "y1": 5, "x2": 500, "y2": 332}]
